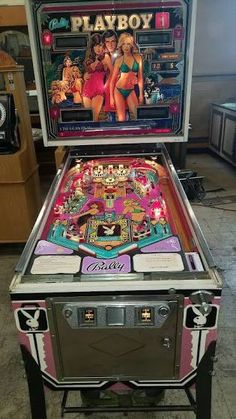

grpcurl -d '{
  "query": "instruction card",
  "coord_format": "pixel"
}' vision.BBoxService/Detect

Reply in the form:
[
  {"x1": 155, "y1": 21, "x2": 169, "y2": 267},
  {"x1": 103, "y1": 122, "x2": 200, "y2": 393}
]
[
  {"x1": 31, "y1": 255, "x2": 81, "y2": 274},
  {"x1": 133, "y1": 253, "x2": 184, "y2": 272}
]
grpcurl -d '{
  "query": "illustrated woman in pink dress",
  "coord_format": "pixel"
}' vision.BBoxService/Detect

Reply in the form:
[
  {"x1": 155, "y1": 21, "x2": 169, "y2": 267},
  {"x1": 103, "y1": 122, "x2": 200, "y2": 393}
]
[
  {"x1": 110, "y1": 33, "x2": 143, "y2": 122},
  {"x1": 82, "y1": 33, "x2": 113, "y2": 121}
]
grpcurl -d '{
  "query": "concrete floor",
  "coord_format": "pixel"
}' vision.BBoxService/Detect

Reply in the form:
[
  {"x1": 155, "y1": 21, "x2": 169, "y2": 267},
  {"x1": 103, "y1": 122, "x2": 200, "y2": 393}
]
[{"x1": 1, "y1": 151, "x2": 236, "y2": 419}]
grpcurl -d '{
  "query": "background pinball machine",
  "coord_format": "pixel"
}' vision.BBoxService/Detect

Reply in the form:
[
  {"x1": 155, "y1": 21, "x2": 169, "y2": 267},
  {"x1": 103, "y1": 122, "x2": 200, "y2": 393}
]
[{"x1": 10, "y1": 0, "x2": 222, "y2": 417}]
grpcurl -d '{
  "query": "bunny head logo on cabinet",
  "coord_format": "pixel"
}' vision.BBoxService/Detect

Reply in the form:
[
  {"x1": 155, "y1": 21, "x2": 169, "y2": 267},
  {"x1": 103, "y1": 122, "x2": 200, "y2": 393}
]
[
  {"x1": 192, "y1": 306, "x2": 208, "y2": 327},
  {"x1": 15, "y1": 306, "x2": 48, "y2": 332},
  {"x1": 185, "y1": 305, "x2": 218, "y2": 329}
]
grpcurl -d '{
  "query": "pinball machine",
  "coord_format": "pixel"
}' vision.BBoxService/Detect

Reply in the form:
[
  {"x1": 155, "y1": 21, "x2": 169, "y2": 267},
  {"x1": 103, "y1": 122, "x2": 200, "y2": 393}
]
[{"x1": 10, "y1": 0, "x2": 222, "y2": 417}]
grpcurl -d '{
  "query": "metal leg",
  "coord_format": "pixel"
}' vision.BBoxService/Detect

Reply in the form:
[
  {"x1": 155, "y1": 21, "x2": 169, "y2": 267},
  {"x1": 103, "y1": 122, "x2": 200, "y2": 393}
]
[
  {"x1": 196, "y1": 340, "x2": 216, "y2": 419},
  {"x1": 167, "y1": 143, "x2": 187, "y2": 169},
  {"x1": 61, "y1": 390, "x2": 69, "y2": 417},
  {"x1": 20, "y1": 341, "x2": 216, "y2": 418},
  {"x1": 20, "y1": 345, "x2": 47, "y2": 419},
  {"x1": 185, "y1": 387, "x2": 197, "y2": 413}
]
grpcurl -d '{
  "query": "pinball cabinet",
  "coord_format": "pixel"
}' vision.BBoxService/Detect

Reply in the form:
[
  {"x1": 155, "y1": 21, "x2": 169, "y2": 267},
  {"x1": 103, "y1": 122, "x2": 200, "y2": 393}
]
[{"x1": 10, "y1": 0, "x2": 222, "y2": 417}]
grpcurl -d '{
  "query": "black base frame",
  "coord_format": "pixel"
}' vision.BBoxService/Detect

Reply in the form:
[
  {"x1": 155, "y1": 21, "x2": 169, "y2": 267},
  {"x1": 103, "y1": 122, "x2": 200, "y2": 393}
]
[{"x1": 21, "y1": 341, "x2": 216, "y2": 419}]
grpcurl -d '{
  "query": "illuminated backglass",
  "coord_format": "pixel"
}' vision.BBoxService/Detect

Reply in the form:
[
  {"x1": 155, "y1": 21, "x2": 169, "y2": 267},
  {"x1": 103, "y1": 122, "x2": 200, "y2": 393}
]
[{"x1": 26, "y1": 0, "x2": 195, "y2": 145}]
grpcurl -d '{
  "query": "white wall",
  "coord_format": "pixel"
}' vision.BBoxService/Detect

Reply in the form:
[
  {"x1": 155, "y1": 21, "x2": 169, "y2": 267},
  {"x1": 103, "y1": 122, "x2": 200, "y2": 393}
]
[
  {"x1": 193, "y1": 0, "x2": 236, "y2": 76},
  {"x1": 190, "y1": 0, "x2": 236, "y2": 140}
]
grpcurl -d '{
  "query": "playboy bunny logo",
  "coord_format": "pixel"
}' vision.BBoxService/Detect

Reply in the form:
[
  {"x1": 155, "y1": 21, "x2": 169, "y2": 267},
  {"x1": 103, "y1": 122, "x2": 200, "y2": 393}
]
[
  {"x1": 192, "y1": 306, "x2": 208, "y2": 327},
  {"x1": 185, "y1": 305, "x2": 218, "y2": 329},
  {"x1": 103, "y1": 225, "x2": 116, "y2": 236},
  {"x1": 14, "y1": 306, "x2": 48, "y2": 333},
  {"x1": 21, "y1": 309, "x2": 40, "y2": 331}
]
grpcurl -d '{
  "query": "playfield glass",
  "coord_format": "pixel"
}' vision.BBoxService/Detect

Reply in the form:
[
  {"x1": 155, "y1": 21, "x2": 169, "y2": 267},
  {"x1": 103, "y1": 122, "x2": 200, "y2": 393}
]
[{"x1": 29, "y1": 155, "x2": 204, "y2": 277}]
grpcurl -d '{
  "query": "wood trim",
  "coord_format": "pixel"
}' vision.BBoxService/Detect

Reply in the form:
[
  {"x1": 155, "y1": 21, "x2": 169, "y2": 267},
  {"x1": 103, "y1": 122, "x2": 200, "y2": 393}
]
[{"x1": 0, "y1": 5, "x2": 27, "y2": 27}]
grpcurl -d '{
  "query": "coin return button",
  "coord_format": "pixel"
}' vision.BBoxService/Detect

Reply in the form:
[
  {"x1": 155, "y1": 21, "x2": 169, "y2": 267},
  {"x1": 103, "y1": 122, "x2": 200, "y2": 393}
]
[{"x1": 107, "y1": 307, "x2": 125, "y2": 326}]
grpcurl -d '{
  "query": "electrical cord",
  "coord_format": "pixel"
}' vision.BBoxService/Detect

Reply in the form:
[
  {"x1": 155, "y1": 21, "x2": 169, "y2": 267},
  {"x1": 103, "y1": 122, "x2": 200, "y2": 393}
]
[
  {"x1": 205, "y1": 188, "x2": 225, "y2": 193},
  {"x1": 179, "y1": 173, "x2": 236, "y2": 211}
]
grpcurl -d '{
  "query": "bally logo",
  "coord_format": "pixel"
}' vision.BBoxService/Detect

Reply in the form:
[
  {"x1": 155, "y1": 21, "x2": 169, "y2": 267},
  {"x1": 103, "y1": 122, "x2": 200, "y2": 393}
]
[{"x1": 82, "y1": 255, "x2": 131, "y2": 274}]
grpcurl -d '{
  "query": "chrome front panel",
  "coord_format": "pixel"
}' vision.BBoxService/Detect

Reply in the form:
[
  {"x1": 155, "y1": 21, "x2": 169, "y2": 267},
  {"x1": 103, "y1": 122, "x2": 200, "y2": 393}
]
[{"x1": 47, "y1": 294, "x2": 183, "y2": 381}]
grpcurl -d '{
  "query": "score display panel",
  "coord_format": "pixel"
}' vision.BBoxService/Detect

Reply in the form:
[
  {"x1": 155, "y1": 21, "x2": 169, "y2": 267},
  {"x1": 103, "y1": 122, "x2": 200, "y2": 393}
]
[{"x1": 27, "y1": 0, "x2": 195, "y2": 145}]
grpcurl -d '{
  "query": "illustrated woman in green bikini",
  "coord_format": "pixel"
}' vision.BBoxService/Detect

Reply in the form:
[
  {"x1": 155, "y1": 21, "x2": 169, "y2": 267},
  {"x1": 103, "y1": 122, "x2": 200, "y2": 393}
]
[
  {"x1": 110, "y1": 33, "x2": 144, "y2": 121},
  {"x1": 123, "y1": 199, "x2": 146, "y2": 223}
]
